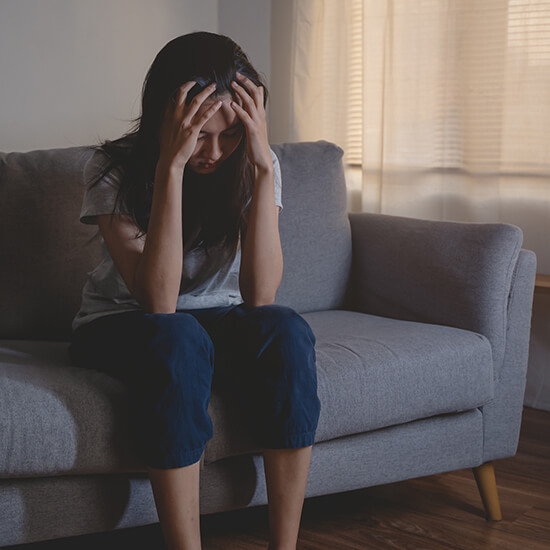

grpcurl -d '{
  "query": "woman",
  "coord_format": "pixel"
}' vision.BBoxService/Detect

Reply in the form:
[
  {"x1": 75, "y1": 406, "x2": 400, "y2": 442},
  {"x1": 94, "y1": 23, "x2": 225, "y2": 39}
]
[{"x1": 69, "y1": 32, "x2": 321, "y2": 550}]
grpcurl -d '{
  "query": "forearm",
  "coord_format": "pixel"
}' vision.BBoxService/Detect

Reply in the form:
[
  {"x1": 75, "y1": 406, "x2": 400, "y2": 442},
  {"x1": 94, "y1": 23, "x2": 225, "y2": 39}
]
[
  {"x1": 133, "y1": 162, "x2": 184, "y2": 313},
  {"x1": 239, "y1": 166, "x2": 283, "y2": 307}
]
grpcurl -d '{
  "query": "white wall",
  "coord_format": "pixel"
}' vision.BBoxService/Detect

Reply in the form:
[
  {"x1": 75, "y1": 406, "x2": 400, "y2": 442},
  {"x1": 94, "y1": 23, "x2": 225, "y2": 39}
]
[
  {"x1": 218, "y1": 0, "x2": 272, "y2": 126},
  {"x1": 269, "y1": 0, "x2": 294, "y2": 144},
  {"x1": 218, "y1": 0, "x2": 271, "y2": 85},
  {"x1": 0, "y1": 0, "x2": 218, "y2": 152},
  {"x1": 0, "y1": 0, "x2": 277, "y2": 151}
]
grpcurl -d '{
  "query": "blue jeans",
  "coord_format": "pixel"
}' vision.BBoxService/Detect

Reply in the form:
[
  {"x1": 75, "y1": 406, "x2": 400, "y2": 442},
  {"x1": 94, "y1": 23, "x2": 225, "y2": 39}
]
[{"x1": 69, "y1": 304, "x2": 321, "y2": 469}]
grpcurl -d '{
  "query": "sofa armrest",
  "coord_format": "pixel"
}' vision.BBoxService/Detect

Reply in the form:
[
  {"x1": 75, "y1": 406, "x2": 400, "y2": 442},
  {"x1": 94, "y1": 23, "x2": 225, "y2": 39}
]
[{"x1": 348, "y1": 212, "x2": 529, "y2": 372}]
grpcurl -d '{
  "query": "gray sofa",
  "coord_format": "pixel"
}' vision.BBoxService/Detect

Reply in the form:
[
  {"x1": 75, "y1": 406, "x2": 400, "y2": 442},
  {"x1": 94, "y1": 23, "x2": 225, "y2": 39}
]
[{"x1": 0, "y1": 140, "x2": 536, "y2": 547}]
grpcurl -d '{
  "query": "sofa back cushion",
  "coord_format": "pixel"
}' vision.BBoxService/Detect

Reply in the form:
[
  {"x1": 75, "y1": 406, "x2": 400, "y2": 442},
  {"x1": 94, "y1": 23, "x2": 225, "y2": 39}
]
[
  {"x1": 0, "y1": 141, "x2": 351, "y2": 340},
  {"x1": 0, "y1": 147, "x2": 100, "y2": 340},
  {"x1": 271, "y1": 141, "x2": 351, "y2": 312}
]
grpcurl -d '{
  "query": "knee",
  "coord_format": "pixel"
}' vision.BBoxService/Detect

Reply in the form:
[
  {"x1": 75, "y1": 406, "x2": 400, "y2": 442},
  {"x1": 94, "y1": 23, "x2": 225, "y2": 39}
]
[
  {"x1": 246, "y1": 306, "x2": 317, "y2": 386},
  {"x1": 139, "y1": 313, "x2": 214, "y2": 377},
  {"x1": 251, "y1": 305, "x2": 316, "y2": 349},
  {"x1": 246, "y1": 308, "x2": 321, "y2": 444}
]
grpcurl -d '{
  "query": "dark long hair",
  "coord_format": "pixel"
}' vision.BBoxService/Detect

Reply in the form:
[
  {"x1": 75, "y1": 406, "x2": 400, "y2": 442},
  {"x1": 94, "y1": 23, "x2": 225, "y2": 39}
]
[{"x1": 93, "y1": 32, "x2": 268, "y2": 286}]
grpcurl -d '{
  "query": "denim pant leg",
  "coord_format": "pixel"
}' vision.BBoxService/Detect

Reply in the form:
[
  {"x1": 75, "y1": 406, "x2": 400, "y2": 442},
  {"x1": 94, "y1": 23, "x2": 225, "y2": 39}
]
[
  {"x1": 69, "y1": 311, "x2": 215, "y2": 469},
  {"x1": 194, "y1": 304, "x2": 321, "y2": 449}
]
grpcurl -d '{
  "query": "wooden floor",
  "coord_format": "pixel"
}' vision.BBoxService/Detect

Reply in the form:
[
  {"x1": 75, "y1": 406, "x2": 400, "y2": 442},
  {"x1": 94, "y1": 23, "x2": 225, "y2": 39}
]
[{"x1": 8, "y1": 407, "x2": 550, "y2": 550}]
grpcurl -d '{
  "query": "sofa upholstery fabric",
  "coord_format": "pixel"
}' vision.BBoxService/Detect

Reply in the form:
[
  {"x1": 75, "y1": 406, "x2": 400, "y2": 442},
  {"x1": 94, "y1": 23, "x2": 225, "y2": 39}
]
[
  {"x1": 271, "y1": 142, "x2": 352, "y2": 313},
  {"x1": 0, "y1": 148, "x2": 98, "y2": 341},
  {"x1": 0, "y1": 310, "x2": 493, "y2": 477},
  {"x1": 349, "y1": 213, "x2": 523, "y2": 375},
  {"x1": 0, "y1": 409, "x2": 483, "y2": 548}
]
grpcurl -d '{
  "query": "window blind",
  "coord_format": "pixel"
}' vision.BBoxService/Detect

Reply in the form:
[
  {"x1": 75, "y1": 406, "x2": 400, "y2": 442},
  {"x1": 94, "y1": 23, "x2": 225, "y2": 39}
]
[{"x1": 342, "y1": 0, "x2": 550, "y2": 174}]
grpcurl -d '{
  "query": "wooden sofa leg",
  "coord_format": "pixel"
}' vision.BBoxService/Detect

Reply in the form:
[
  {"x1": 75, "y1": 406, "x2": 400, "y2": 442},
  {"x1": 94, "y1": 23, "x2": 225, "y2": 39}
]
[{"x1": 472, "y1": 462, "x2": 502, "y2": 521}]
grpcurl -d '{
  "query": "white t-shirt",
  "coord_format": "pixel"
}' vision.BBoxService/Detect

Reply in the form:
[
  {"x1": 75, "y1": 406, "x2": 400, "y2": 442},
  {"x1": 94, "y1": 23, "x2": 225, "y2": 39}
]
[{"x1": 72, "y1": 148, "x2": 283, "y2": 331}]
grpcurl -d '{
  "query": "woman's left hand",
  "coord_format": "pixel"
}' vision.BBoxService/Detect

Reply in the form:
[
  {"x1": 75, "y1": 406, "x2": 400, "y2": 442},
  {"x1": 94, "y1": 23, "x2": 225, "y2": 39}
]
[{"x1": 230, "y1": 73, "x2": 273, "y2": 173}]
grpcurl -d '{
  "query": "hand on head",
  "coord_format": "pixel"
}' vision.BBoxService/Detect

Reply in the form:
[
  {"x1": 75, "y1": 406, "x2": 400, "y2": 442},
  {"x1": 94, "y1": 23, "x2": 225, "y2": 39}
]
[
  {"x1": 158, "y1": 73, "x2": 272, "y2": 176},
  {"x1": 230, "y1": 73, "x2": 273, "y2": 173},
  {"x1": 158, "y1": 81, "x2": 222, "y2": 171}
]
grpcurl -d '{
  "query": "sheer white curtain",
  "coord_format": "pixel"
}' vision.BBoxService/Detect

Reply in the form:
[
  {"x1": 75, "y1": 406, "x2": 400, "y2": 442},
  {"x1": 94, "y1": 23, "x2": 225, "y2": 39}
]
[{"x1": 279, "y1": 0, "x2": 550, "y2": 273}]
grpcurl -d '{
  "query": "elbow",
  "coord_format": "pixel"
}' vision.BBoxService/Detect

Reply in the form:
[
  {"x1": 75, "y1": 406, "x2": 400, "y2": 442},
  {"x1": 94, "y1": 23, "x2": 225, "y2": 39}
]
[
  {"x1": 239, "y1": 273, "x2": 281, "y2": 309},
  {"x1": 247, "y1": 299, "x2": 276, "y2": 308},
  {"x1": 132, "y1": 282, "x2": 178, "y2": 315},
  {"x1": 241, "y1": 289, "x2": 277, "y2": 309},
  {"x1": 243, "y1": 298, "x2": 276, "y2": 308},
  {"x1": 139, "y1": 296, "x2": 178, "y2": 315},
  {"x1": 143, "y1": 304, "x2": 177, "y2": 314}
]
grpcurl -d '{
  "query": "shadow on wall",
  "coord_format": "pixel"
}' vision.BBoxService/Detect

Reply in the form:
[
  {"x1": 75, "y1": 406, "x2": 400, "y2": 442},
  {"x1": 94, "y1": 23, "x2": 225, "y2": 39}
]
[{"x1": 525, "y1": 291, "x2": 550, "y2": 411}]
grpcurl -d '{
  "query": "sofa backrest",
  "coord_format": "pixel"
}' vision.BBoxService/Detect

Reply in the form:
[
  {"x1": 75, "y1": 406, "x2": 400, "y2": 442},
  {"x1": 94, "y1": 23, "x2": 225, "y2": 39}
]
[
  {"x1": 271, "y1": 141, "x2": 352, "y2": 312},
  {"x1": 0, "y1": 141, "x2": 351, "y2": 341},
  {"x1": 0, "y1": 147, "x2": 99, "y2": 340}
]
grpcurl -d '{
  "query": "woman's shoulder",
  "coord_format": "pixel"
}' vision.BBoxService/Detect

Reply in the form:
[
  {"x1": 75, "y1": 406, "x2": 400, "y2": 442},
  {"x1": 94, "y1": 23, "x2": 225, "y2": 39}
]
[
  {"x1": 84, "y1": 148, "x2": 113, "y2": 179},
  {"x1": 80, "y1": 137, "x2": 137, "y2": 224},
  {"x1": 84, "y1": 150, "x2": 123, "y2": 194},
  {"x1": 84, "y1": 135, "x2": 135, "y2": 188}
]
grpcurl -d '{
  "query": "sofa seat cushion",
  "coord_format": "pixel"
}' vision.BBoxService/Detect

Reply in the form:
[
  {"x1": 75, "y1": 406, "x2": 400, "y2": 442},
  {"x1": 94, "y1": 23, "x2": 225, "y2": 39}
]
[
  {"x1": 0, "y1": 340, "x2": 143, "y2": 478},
  {"x1": 304, "y1": 310, "x2": 494, "y2": 442},
  {"x1": 207, "y1": 310, "x2": 495, "y2": 462},
  {"x1": 0, "y1": 340, "x2": 260, "y2": 477},
  {"x1": 0, "y1": 311, "x2": 494, "y2": 477}
]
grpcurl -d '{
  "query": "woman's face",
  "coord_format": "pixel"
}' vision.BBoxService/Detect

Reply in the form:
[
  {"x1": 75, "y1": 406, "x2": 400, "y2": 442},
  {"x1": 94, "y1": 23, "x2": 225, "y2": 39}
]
[{"x1": 187, "y1": 94, "x2": 243, "y2": 174}]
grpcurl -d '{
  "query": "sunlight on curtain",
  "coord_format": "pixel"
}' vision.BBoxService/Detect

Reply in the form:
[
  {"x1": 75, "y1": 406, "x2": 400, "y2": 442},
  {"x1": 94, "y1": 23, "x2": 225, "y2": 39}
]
[{"x1": 289, "y1": 0, "x2": 550, "y2": 271}]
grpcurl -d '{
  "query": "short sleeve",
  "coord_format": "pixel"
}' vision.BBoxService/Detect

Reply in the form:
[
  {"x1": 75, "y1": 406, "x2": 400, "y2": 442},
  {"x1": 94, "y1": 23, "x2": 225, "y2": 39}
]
[
  {"x1": 270, "y1": 148, "x2": 283, "y2": 211},
  {"x1": 80, "y1": 149, "x2": 128, "y2": 225}
]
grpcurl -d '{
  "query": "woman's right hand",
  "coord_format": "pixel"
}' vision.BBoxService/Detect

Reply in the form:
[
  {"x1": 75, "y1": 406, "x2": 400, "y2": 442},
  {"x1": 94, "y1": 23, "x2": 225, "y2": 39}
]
[{"x1": 158, "y1": 81, "x2": 222, "y2": 171}]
